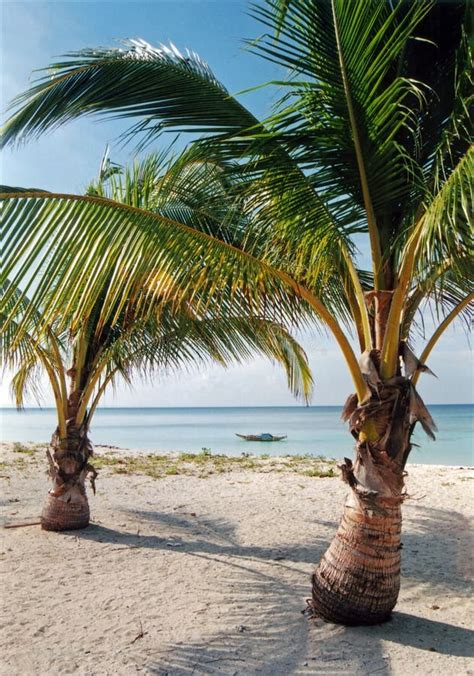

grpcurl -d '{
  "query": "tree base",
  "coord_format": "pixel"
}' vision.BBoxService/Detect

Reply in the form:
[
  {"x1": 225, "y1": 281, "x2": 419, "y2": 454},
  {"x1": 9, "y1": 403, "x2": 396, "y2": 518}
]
[
  {"x1": 41, "y1": 494, "x2": 90, "y2": 531},
  {"x1": 309, "y1": 493, "x2": 402, "y2": 626},
  {"x1": 310, "y1": 571, "x2": 396, "y2": 626}
]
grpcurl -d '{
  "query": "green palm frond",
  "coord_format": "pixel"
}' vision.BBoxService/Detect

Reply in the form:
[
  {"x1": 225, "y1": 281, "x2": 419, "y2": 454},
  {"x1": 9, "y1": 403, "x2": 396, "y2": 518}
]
[
  {"x1": 0, "y1": 281, "x2": 62, "y2": 371},
  {"x1": 249, "y1": 0, "x2": 434, "y2": 282},
  {"x1": 0, "y1": 29, "x2": 370, "y2": 318},
  {"x1": 403, "y1": 242, "x2": 472, "y2": 330},
  {"x1": 407, "y1": 8, "x2": 472, "y2": 191},
  {"x1": 1, "y1": 281, "x2": 68, "y2": 415},
  {"x1": 1, "y1": 39, "x2": 260, "y2": 148},
  {"x1": 412, "y1": 146, "x2": 473, "y2": 280},
  {"x1": 10, "y1": 356, "x2": 45, "y2": 408},
  {"x1": 2, "y1": 140, "x2": 320, "y2": 417},
  {"x1": 1, "y1": 191, "x2": 313, "y2": 339},
  {"x1": 89, "y1": 145, "x2": 250, "y2": 245},
  {"x1": 2, "y1": 0, "x2": 471, "y2": 395},
  {"x1": 89, "y1": 312, "x2": 313, "y2": 404}
]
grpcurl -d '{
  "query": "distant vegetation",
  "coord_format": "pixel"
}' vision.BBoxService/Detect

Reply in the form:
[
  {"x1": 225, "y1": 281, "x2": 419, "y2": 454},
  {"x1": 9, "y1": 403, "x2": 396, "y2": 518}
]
[{"x1": 0, "y1": 443, "x2": 337, "y2": 480}]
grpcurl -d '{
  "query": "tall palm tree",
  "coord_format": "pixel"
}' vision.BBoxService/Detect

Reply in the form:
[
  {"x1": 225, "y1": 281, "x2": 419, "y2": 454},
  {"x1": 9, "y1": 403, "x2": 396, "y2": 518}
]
[
  {"x1": 1, "y1": 0, "x2": 472, "y2": 624},
  {"x1": 1, "y1": 153, "x2": 313, "y2": 532}
]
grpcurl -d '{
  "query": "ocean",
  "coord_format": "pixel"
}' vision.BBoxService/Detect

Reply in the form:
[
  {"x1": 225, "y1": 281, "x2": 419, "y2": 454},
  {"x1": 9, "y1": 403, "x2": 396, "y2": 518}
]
[{"x1": 0, "y1": 405, "x2": 472, "y2": 466}]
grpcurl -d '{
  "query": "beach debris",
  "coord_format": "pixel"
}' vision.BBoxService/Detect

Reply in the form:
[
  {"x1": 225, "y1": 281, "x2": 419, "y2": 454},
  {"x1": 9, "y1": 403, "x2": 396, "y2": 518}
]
[
  {"x1": 4, "y1": 520, "x2": 42, "y2": 529},
  {"x1": 130, "y1": 620, "x2": 148, "y2": 644},
  {"x1": 302, "y1": 598, "x2": 321, "y2": 620}
]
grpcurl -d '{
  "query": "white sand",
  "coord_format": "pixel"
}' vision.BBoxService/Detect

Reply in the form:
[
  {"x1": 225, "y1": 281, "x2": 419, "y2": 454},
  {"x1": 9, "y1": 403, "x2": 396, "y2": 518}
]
[{"x1": 1, "y1": 442, "x2": 473, "y2": 675}]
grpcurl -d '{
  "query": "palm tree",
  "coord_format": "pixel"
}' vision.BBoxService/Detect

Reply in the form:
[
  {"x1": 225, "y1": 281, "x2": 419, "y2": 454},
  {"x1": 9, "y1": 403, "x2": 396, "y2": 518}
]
[
  {"x1": 1, "y1": 153, "x2": 313, "y2": 531},
  {"x1": 1, "y1": 0, "x2": 472, "y2": 624}
]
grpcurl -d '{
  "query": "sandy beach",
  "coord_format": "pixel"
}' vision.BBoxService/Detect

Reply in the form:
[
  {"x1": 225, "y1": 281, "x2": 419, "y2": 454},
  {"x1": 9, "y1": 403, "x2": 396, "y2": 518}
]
[{"x1": 1, "y1": 441, "x2": 473, "y2": 675}]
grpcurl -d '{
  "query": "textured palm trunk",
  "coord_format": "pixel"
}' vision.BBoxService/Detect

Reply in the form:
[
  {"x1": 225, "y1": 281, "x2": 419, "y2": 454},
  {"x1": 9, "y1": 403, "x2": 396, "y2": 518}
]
[
  {"x1": 309, "y1": 355, "x2": 418, "y2": 625},
  {"x1": 41, "y1": 389, "x2": 96, "y2": 531},
  {"x1": 311, "y1": 484, "x2": 403, "y2": 625}
]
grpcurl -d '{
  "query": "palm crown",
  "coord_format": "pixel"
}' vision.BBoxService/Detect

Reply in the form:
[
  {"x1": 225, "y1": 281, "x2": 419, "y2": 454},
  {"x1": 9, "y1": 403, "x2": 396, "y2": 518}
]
[
  {"x1": 2, "y1": 150, "x2": 314, "y2": 437},
  {"x1": 2, "y1": 0, "x2": 472, "y2": 404}
]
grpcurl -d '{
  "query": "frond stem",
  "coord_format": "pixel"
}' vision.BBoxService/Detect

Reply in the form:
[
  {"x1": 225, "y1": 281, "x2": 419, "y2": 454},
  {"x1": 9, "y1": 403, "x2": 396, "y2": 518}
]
[
  {"x1": 380, "y1": 217, "x2": 423, "y2": 378},
  {"x1": 46, "y1": 328, "x2": 68, "y2": 424},
  {"x1": 382, "y1": 149, "x2": 472, "y2": 378},
  {"x1": 412, "y1": 292, "x2": 474, "y2": 387},
  {"x1": 282, "y1": 279, "x2": 369, "y2": 402},
  {"x1": 331, "y1": 0, "x2": 383, "y2": 290},
  {"x1": 87, "y1": 371, "x2": 117, "y2": 426},
  {"x1": 402, "y1": 255, "x2": 468, "y2": 339},
  {"x1": 75, "y1": 360, "x2": 109, "y2": 425},
  {"x1": 38, "y1": 351, "x2": 67, "y2": 438},
  {"x1": 343, "y1": 247, "x2": 372, "y2": 349}
]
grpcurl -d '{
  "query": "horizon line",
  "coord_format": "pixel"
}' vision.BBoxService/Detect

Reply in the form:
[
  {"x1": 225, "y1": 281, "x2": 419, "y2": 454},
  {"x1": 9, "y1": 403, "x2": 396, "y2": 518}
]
[{"x1": 1, "y1": 403, "x2": 472, "y2": 410}]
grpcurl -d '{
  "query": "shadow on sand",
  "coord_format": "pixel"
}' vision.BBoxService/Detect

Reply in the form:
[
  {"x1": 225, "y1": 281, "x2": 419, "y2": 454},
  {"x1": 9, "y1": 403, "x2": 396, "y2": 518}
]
[
  {"x1": 376, "y1": 612, "x2": 473, "y2": 657},
  {"x1": 68, "y1": 501, "x2": 472, "y2": 674}
]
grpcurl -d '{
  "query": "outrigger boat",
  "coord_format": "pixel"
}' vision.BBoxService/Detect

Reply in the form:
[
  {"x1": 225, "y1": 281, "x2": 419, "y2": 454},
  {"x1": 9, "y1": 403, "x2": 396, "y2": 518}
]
[{"x1": 235, "y1": 433, "x2": 287, "y2": 442}]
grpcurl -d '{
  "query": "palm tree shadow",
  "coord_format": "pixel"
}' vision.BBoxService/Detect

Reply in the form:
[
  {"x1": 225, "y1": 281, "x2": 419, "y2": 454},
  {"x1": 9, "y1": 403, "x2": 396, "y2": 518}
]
[
  {"x1": 401, "y1": 503, "x2": 473, "y2": 595},
  {"x1": 72, "y1": 516, "x2": 389, "y2": 674},
  {"x1": 78, "y1": 510, "x2": 321, "y2": 567},
  {"x1": 141, "y1": 560, "x2": 392, "y2": 675},
  {"x1": 69, "y1": 501, "x2": 472, "y2": 673},
  {"x1": 371, "y1": 612, "x2": 474, "y2": 657}
]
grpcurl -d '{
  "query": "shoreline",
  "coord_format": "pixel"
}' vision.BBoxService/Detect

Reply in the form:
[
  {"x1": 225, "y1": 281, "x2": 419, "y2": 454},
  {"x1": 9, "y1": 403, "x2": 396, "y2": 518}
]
[
  {"x1": 1, "y1": 441, "x2": 473, "y2": 674},
  {"x1": 2, "y1": 404, "x2": 472, "y2": 468},
  {"x1": 1, "y1": 441, "x2": 472, "y2": 471}
]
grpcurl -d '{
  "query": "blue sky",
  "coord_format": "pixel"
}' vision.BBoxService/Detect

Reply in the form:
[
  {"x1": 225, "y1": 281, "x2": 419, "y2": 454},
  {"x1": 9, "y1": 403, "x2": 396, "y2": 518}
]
[{"x1": 1, "y1": 0, "x2": 472, "y2": 407}]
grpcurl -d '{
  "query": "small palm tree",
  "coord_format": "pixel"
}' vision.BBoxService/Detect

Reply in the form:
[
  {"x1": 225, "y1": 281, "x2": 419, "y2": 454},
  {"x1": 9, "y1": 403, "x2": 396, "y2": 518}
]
[
  {"x1": 1, "y1": 154, "x2": 313, "y2": 531},
  {"x1": 1, "y1": 0, "x2": 472, "y2": 623}
]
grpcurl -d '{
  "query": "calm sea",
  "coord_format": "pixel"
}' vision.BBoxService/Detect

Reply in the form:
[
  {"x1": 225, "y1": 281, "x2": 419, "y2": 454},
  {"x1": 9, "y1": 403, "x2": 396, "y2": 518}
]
[{"x1": 0, "y1": 405, "x2": 472, "y2": 466}]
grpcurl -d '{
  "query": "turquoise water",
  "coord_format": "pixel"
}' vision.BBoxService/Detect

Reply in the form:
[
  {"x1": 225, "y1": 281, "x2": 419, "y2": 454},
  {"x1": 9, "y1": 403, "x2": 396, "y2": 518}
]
[{"x1": 0, "y1": 405, "x2": 472, "y2": 466}]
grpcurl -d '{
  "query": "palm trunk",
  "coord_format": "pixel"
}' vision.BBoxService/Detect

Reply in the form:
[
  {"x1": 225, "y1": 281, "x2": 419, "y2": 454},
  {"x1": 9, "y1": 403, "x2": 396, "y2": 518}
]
[
  {"x1": 309, "y1": 364, "x2": 416, "y2": 626},
  {"x1": 41, "y1": 389, "x2": 96, "y2": 531}
]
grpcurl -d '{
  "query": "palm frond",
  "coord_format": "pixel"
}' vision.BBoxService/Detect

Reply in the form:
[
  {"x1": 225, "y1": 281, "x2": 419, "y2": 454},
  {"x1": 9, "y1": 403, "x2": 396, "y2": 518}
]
[
  {"x1": 89, "y1": 313, "x2": 313, "y2": 405},
  {"x1": 10, "y1": 357, "x2": 45, "y2": 408},
  {"x1": 0, "y1": 281, "x2": 67, "y2": 411},
  {"x1": 412, "y1": 146, "x2": 473, "y2": 282},
  {"x1": 1, "y1": 39, "x2": 260, "y2": 148},
  {"x1": 402, "y1": 4, "x2": 472, "y2": 191},
  {"x1": 1, "y1": 191, "x2": 311, "y2": 338},
  {"x1": 1, "y1": 32, "x2": 370, "y2": 327},
  {"x1": 249, "y1": 0, "x2": 433, "y2": 284}
]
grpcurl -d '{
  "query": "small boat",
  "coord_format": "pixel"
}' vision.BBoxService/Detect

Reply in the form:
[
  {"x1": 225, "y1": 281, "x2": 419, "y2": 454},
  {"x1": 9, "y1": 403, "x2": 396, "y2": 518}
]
[{"x1": 235, "y1": 433, "x2": 287, "y2": 442}]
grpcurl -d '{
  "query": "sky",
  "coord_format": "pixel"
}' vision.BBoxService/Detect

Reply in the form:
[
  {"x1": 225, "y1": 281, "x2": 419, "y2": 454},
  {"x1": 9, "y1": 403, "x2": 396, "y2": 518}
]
[{"x1": 1, "y1": 0, "x2": 472, "y2": 407}]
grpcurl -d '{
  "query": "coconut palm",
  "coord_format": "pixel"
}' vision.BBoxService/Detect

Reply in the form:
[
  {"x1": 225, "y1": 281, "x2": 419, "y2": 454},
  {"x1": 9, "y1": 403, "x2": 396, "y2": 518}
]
[
  {"x1": 1, "y1": 153, "x2": 313, "y2": 531},
  {"x1": 1, "y1": 0, "x2": 472, "y2": 623}
]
